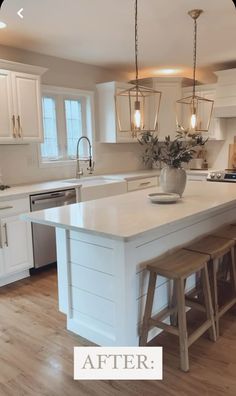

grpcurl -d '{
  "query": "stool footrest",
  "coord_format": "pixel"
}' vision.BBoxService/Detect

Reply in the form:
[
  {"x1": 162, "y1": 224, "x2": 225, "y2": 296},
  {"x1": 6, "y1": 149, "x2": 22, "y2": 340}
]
[
  {"x1": 188, "y1": 319, "x2": 213, "y2": 347},
  {"x1": 185, "y1": 297, "x2": 206, "y2": 313},
  {"x1": 154, "y1": 306, "x2": 177, "y2": 322},
  {"x1": 149, "y1": 318, "x2": 179, "y2": 336},
  {"x1": 218, "y1": 298, "x2": 236, "y2": 318}
]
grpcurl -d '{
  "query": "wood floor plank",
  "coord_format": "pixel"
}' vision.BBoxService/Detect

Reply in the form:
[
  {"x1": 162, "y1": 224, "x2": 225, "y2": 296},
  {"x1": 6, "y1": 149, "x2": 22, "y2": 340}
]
[{"x1": 0, "y1": 268, "x2": 236, "y2": 395}]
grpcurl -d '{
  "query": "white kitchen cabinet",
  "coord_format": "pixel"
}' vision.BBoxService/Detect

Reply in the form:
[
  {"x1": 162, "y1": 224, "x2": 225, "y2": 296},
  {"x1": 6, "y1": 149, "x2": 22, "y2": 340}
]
[
  {"x1": 187, "y1": 173, "x2": 207, "y2": 181},
  {"x1": 0, "y1": 250, "x2": 4, "y2": 278},
  {"x1": 0, "y1": 69, "x2": 15, "y2": 142},
  {"x1": 1, "y1": 215, "x2": 33, "y2": 275},
  {"x1": 97, "y1": 78, "x2": 184, "y2": 143},
  {"x1": 127, "y1": 176, "x2": 158, "y2": 192},
  {"x1": 182, "y1": 85, "x2": 226, "y2": 140},
  {"x1": 12, "y1": 72, "x2": 43, "y2": 142},
  {"x1": 153, "y1": 78, "x2": 183, "y2": 141},
  {"x1": 0, "y1": 198, "x2": 33, "y2": 286},
  {"x1": 0, "y1": 70, "x2": 43, "y2": 144},
  {"x1": 96, "y1": 81, "x2": 137, "y2": 143}
]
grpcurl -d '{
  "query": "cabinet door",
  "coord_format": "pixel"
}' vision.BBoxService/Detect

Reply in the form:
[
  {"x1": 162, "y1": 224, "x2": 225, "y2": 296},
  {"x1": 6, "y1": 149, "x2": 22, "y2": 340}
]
[
  {"x1": 156, "y1": 82, "x2": 182, "y2": 141},
  {"x1": 0, "y1": 70, "x2": 16, "y2": 142},
  {"x1": 0, "y1": 250, "x2": 4, "y2": 277},
  {"x1": 203, "y1": 91, "x2": 225, "y2": 140},
  {"x1": 12, "y1": 72, "x2": 43, "y2": 142},
  {"x1": 1, "y1": 216, "x2": 33, "y2": 275}
]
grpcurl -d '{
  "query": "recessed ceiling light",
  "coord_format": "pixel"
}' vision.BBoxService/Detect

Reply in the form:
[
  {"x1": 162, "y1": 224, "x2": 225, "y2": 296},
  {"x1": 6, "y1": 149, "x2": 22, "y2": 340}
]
[{"x1": 0, "y1": 21, "x2": 7, "y2": 29}]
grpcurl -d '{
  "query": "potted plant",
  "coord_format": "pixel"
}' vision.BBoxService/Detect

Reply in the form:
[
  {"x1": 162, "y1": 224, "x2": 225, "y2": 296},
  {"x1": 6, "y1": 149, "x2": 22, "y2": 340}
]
[{"x1": 138, "y1": 129, "x2": 207, "y2": 196}]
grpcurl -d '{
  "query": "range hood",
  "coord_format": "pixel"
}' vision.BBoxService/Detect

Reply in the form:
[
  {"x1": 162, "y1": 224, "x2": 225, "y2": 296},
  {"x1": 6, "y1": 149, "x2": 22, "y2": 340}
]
[{"x1": 214, "y1": 69, "x2": 236, "y2": 118}]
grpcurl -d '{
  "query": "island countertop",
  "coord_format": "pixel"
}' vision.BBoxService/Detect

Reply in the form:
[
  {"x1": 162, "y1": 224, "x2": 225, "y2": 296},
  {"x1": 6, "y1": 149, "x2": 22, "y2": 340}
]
[{"x1": 21, "y1": 181, "x2": 236, "y2": 241}]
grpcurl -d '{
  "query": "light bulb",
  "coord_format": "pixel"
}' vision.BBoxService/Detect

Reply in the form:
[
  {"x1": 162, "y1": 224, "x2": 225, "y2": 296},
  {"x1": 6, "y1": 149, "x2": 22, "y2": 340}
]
[
  {"x1": 190, "y1": 113, "x2": 197, "y2": 130},
  {"x1": 134, "y1": 100, "x2": 141, "y2": 129},
  {"x1": 134, "y1": 109, "x2": 141, "y2": 129}
]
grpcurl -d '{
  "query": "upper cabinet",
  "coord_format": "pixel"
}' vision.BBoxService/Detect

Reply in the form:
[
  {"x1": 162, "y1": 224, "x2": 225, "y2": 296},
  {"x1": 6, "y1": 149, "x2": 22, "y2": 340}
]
[
  {"x1": 0, "y1": 70, "x2": 15, "y2": 142},
  {"x1": 182, "y1": 85, "x2": 226, "y2": 141},
  {"x1": 96, "y1": 81, "x2": 137, "y2": 143},
  {"x1": 96, "y1": 78, "x2": 183, "y2": 143},
  {"x1": 96, "y1": 79, "x2": 226, "y2": 143},
  {"x1": 0, "y1": 69, "x2": 43, "y2": 144},
  {"x1": 152, "y1": 77, "x2": 183, "y2": 141}
]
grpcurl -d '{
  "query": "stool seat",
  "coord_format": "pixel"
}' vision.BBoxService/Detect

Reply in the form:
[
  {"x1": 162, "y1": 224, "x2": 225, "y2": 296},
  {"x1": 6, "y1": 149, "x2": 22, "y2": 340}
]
[
  {"x1": 212, "y1": 225, "x2": 236, "y2": 240},
  {"x1": 147, "y1": 249, "x2": 209, "y2": 279},
  {"x1": 185, "y1": 235, "x2": 235, "y2": 260}
]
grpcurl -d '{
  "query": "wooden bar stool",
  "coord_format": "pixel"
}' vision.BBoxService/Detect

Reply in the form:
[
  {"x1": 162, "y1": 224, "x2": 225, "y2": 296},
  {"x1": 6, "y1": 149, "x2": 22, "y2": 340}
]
[
  {"x1": 185, "y1": 235, "x2": 236, "y2": 338},
  {"x1": 140, "y1": 249, "x2": 216, "y2": 372},
  {"x1": 212, "y1": 225, "x2": 236, "y2": 279}
]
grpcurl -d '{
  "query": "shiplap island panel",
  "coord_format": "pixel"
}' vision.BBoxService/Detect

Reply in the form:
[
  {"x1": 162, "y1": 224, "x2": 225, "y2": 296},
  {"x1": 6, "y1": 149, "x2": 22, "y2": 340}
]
[{"x1": 22, "y1": 182, "x2": 236, "y2": 346}]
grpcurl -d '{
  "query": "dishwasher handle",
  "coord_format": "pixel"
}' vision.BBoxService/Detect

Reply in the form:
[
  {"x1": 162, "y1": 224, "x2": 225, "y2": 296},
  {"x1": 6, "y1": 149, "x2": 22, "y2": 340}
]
[{"x1": 31, "y1": 191, "x2": 76, "y2": 207}]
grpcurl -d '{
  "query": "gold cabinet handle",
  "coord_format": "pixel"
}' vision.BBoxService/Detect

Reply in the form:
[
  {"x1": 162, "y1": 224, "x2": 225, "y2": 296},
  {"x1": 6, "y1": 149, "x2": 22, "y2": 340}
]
[
  {"x1": 12, "y1": 115, "x2": 17, "y2": 138},
  {"x1": 3, "y1": 223, "x2": 8, "y2": 247},
  {"x1": 17, "y1": 115, "x2": 22, "y2": 138}
]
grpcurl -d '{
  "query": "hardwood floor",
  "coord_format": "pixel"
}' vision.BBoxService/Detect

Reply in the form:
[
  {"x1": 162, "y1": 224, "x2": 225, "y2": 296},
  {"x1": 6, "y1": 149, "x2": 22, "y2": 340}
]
[{"x1": 0, "y1": 268, "x2": 236, "y2": 396}]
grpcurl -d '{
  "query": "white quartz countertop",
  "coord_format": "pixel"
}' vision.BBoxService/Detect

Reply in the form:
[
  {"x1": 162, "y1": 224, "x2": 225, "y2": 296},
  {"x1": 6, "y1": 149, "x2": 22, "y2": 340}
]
[
  {"x1": 22, "y1": 181, "x2": 236, "y2": 241},
  {"x1": 0, "y1": 168, "x2": 211, "y2": 201},
  {"x1": 0, "y1": 180, "x2": 83, "y2": 201}
]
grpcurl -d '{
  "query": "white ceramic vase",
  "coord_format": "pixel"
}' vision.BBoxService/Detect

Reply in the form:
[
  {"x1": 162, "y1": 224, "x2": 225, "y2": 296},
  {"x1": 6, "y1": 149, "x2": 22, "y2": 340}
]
[{"x1": 160, "y1": 166, "x2": 187, "y2": 197}]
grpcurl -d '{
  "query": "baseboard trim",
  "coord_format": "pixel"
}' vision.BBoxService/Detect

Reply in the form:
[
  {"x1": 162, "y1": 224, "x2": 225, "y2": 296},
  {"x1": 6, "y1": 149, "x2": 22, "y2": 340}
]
[{"x1": 0, "y1": 270, "x2": 30, "y2": 287}]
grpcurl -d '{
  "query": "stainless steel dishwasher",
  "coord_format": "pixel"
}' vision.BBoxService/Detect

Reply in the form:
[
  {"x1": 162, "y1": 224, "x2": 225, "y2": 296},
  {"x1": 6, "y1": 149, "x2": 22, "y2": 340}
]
[{"x1": 30, "y1": 189, "x2": 76, "y2": 269}]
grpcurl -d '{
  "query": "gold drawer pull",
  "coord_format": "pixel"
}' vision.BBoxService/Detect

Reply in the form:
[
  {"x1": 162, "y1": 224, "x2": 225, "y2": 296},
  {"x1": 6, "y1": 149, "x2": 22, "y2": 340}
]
[
  {"x1": 17, "y1": 115, "x2": 22, "y2": 138},
  {"x1": 3, "y1": 223, "x2": 8, "y2": 247},
  {"x1": 139, "y1": 181, "x2": 151, "y2": 186},
  {"x1": 12, "y1": 115, "x2": 17, "y2": 138}
]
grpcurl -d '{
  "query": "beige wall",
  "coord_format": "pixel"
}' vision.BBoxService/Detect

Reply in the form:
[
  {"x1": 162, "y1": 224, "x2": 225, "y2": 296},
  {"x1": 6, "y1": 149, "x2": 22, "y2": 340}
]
[{"x1": 0, "y1": 45, "x2": 144, "y2": 185}]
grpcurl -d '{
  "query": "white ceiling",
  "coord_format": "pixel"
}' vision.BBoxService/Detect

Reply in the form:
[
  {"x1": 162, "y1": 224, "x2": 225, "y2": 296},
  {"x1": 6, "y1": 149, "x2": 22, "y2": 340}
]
[{"x1": 0, "y1": 0, "x2": 235, "y2": 78}]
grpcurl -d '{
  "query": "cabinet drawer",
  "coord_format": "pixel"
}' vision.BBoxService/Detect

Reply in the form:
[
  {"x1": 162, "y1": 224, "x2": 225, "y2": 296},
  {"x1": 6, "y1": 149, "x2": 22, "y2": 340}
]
[
  {"x1": 0, "y1": 197, "x2": 30, "y2": 216},
  {"x1": 187, "y1": 175, "x2": 206, "y2": 181},
  {"x1": 127, "y1": 177, "x2": 158, "y2": 192}
]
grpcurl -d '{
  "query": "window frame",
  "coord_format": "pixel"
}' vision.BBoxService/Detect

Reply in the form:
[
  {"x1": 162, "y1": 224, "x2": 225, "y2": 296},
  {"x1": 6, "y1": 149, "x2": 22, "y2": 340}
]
[{"x1": 38, "y1": 85, "x2": 95, "y2": 168}]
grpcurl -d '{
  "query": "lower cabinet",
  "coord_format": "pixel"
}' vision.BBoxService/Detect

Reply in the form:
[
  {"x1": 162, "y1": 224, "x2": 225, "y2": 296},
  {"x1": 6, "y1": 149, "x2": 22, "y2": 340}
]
[
  {"x1": 0, "y1": 198, "x2": 33, "y2": 286},
  {"x1": 187, "y1": 173, "x2": 207, "y2": 181},
  {"x1": 127, "y1": 176, "x2": 159, "y2": 192}
]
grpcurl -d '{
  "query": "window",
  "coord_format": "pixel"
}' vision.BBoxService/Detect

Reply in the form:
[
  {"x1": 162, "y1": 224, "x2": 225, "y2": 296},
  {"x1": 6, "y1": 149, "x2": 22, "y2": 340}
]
[
  {"x1": 65, "y1": 99, "x2": 83, "y2": 158},
  {"x1": 40, "y1": 86, "x2": 94, "y2": 164},
  {"x1": 41, "y1": 97, "x2": 59, "y2": 159}
]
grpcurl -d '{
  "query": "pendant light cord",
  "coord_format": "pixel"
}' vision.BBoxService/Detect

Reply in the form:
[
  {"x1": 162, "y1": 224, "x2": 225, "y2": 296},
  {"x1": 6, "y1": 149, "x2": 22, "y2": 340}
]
[
  {"x1": 135, "y1": 0, "x2": 139, "y2": 94},
  {"x1": 193, "y1": 18, "x2": 197, "y2": 98}
]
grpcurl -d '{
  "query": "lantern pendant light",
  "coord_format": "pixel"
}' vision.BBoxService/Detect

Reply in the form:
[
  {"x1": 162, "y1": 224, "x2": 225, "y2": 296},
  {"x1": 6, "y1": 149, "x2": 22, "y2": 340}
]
[
  {"x1": 176, "y1": 9, "x2": 214, "y2": 134},
  {"x1": 115, "y1": 0, "x2": 162, "y2": 138}
]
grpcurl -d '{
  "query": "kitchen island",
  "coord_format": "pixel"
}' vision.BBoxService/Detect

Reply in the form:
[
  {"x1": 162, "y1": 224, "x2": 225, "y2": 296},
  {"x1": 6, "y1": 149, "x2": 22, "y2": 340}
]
[{"x1": 22, "y1": 181, "x2": 236, "y2": 346}]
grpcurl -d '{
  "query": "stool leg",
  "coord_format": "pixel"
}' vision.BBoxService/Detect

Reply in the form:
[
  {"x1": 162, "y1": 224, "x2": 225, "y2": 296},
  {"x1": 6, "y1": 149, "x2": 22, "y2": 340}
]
[
  {"x1": 170, "y1": 278, "x2": 187, "y2": 327},
  {"x1": 170, "y1": 280, "x2": 178, "y2": 326},
  {"x1": 176, "y1": 278, "x2": 189, "y2": 372},
  {"x1": 212, "y1": 259, "x2": 220, "y2": 339},
  {"x1": 202, "y1": 264, "x2": 217, "y2": 342},
  {"x1": 229, "y1": 247, "x2": 236, "y2": 295},
  {"x1": 140, "y1": 271, "x2": 157, "y2": 346}
]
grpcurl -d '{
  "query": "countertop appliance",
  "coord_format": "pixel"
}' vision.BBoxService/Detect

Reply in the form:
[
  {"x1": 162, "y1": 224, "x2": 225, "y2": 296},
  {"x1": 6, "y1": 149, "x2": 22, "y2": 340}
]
[
  {"x1": 30, "y1": 189, "x2": 76, "y2": 268},
  {"x1": 207, "y1": 170, "x2": 236, "y2": 182}
]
